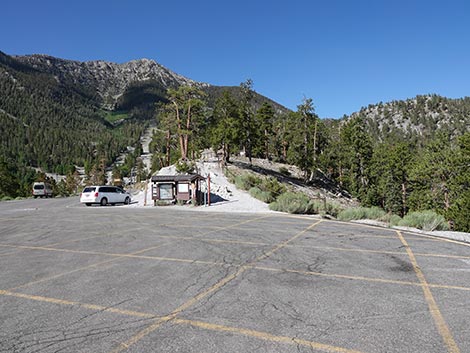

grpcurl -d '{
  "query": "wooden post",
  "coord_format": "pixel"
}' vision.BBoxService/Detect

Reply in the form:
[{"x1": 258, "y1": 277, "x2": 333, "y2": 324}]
[
  {"x1": 144, "y1": 180, "x2": 148, "y2": 206},
  {"x1": 207, "y1": 174, "x2": 211, "y2": 206}
]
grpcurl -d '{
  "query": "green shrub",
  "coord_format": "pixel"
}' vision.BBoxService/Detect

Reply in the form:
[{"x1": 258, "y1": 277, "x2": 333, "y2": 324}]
[
  {"x1": 398, "y1": 210, "x2": 449, "y2": 231},
  {"x1": 249, "y1": 187, "x2": 273, "y2": 203},
  {"x1": 337, "y1": 207, "x2": 387, "y2": 221},
  {"x1": 261, "y1": 177, "x2": 286, "y2": 198},
  {"x1": 322, "y1": 200, "x2": 343, "y2": 218},
  {"x1": 389, "y1": 214, "x2": 403, "y2": 227},
  {"x1": 175, "y1": 160, "x2": 195, "y2": 174},
  {"x1": 269, "y1": 192, "x2": 314, "y2": 214},
  {"x1": 234, "y1": 173, "x2": 262, "y2": 191}
]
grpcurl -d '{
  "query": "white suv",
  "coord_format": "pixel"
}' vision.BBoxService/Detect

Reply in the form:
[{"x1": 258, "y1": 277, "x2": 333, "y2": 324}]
[
  {"x1": 80, "y1": 186, "x2": 131, "y2": 206},
  {"x1": 32, "y1": 182, "x2": 53, "y2": 198}
]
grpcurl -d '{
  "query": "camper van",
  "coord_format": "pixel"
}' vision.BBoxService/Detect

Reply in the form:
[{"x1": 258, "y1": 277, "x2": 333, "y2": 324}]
[{"x1": 32, "y1": 182, "x2": 53, "y2": 198}]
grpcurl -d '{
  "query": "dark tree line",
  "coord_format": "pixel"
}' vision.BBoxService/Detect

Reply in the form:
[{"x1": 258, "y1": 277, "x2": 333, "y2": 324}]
[{"x1": 151, "y1": 84, "x2": 470, "y2": 231}]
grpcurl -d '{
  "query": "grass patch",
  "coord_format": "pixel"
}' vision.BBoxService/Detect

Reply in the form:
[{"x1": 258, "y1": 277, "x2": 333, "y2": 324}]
[
  {"x1": 397, "y1": 210, "x2": 449, "y2": 231},
  {"x1": 269, "y1": 192, "x2": 342, "y2": 216},
  {"x1": 231, "y1": 173, "x2": 285, "y2": 204},
  {"x1": 269, "y1": 192, "x2": 313, "y2": 214},
  {"x1": 337, "y1": 207, "x2": 449, "y2": 231},
  {"x1": 337, "y1": 207, "x2": 387, "y2": 222},
  {"x1": 233, "y1": 173, "x2": 262, "y2": 191},
  {"x1": 249, "y1": 187, "x2": 273, "y2": 203},
  {"x1": 103, "y1": 111, "x2": 129, "y2": 123}
]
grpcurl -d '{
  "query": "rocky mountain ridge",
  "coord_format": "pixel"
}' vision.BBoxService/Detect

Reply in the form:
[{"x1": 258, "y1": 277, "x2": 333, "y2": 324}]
[
  {"x1": 349, "y1": 94, "x2": 470, "y2": 141},
  {"x1": 14, "y1": 54, "x2": 209, "y2": 109}
]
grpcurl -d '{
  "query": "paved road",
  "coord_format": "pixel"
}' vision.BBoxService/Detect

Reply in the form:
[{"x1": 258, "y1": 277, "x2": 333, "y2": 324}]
[{"x1": 0, "y1": 197, "x2": 469, "y2": 353}]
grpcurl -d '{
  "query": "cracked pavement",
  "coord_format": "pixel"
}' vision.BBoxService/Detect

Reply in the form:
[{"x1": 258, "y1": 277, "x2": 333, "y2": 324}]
[{"x1": 0, "y1": 197, "x2": 469, "y2": 353}]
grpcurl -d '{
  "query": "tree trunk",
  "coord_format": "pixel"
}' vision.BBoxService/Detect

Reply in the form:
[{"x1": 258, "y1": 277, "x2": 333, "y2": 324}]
[
  {"x1": 282, "y1": 141, "x2": 287, "y2": 161},
  {"x1": 401, "y1": 182, "x2": 407, "y2": 217},
  {"x1": 265, "y1": 129, "x2": 269, "y2": 159},
  {"x1": 313, "y1": 119, "x2": 318, "y2": 164},
  {"x1": 166, "y1": 130, "x2": 171, "y2": 166}
]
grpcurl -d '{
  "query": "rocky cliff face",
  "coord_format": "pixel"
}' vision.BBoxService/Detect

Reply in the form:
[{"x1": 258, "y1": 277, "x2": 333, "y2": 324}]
[{"x1": 14, "y1": 54, "x2": 209, "y2": 109}]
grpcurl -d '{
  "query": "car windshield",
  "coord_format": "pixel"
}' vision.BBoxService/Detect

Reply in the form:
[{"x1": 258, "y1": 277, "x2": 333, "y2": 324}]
[
  {"x1": 83, "y1": 187, "x2": 96, "y2": 193},
  {"x1": 34, "y1": 185, "x2": 44, "y2": 190}
]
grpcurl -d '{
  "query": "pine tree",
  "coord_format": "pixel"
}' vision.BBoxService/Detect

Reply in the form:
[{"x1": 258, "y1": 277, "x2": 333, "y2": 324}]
[
  {"x1": 408, "y1": 133, "x2": 455, "y2": 211},
  {"x1": 254, "y1": 102, "x2": 275, "y2": 159},
  {"x1": 368, "y1": 142, "x2": 413, "y2": 215},
  {"x1": 211, "y1": 91, "x2": 240, "y2": 164},
  {"x1": 285, "y1": 98, "x2": 321, "y2": 180},
  {"x1": 445, "y1": 132, "x2": 470, "y2": 231},
  {"x1": 164, "y1": 85, "x2": 207, "y2": 161},
  {"x1": 339, "y1": 116, "x2": 373, "y2": 200}
]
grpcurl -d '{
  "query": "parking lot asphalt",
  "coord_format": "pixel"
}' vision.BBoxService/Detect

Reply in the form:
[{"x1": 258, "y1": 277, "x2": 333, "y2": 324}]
[{"x1": 0, "y1": 197, "x2": 469, "y2": 353}]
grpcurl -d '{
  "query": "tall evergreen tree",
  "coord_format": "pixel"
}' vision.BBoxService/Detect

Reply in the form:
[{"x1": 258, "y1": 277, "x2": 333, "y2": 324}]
[
  {"x1": 445, "y1": 132, "x2": 470, "y2": 231},
  {"x1": 254, "y1": 102, "x2": 275, "y2": 159},
  {"x1": 339, "y1": 116, "x2": 373, "y2": 200},
  {"x1": 285, "y1": 98, "x2": 320, "y2": 179},
  {"x1": 163, "y1": 85, "x2": 207, "y2": 161},
  {"x1": 238, "y1": 79, "x2": 257, "y2": 163},
  {"x1": 368, "y1": 142, "x2": 413, "y2": 215},
  {"x1": 408, "y1": 133, "x2": 455, "y2": 211},
  {"x1": 211, "y1": 91, "x2": 240, "y2": 164}
]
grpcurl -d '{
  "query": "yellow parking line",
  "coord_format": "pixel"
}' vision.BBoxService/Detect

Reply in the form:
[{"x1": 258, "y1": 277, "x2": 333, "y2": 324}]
[
  {"x1": 159, "y1": 223, "x2": 226, "y2": 230},
  {"x1": 109, "y1": 314, "x2": 175, "y2": 353},
  {"x1": 3, "y1": 240, "x2": 470, "y2": 293},
  {"x1": 109, "y1": 219, "x2": 322, "y2": 352},
  {"x1": 0, "y1": 243, "x2": 224, "y2": 266},
  {"x1": 203, "y1": 214, "x2": 274, "y2": 234},
  {"x1": 414, "y1": 252, "x2": 470, "y2": 260},
  {"x1": 253, "y1": 220, "x2": 323, "y2": 262},
  {"x1": 0, "y1": 289, "x2": 155, "y2": 319},
  {"x1": 7, "y1": 242, "x2": 176, "y2": 291},
  {"x1": 155, "y1": 234, "x2": 269, "y2": 246},
  {"x1": 252, "y1": 265, "x2": 423, "y2": 287},
  {"x1": 0, "y1": 288, "x2": 364, "y2": 353},
  {"x1": 405, "y1": 233, "x2": 470, "y2": 247},
  {"x1": 397, "y1": 231, "x2": 461, "y2": 353},
  {"x1": 174, "y1": 318, "x2": 365, "y2": 353},
  {"x1": 134, "y1": 234, "x2": 470, "y2": 261},
  {"x1": 110, "y1": 266, "x2": 248, "y2": 353}
]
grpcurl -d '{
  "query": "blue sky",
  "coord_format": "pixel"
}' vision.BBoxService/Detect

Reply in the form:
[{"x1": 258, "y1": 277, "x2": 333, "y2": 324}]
[{"x1": 2, "y1": 0, "x2": 469, "y2": 118}]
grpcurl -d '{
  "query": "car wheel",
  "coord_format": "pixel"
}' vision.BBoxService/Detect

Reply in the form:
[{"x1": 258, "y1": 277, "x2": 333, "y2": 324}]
[
  {"x1": 124, "y1": 197, "x2": 131, "y2": 205},
  {"x1": 100, "y1": 197, "x2": 108, "y2": 206},
  {"x1": 85, "y1": 203, "x2": 91, "y2": 207}
]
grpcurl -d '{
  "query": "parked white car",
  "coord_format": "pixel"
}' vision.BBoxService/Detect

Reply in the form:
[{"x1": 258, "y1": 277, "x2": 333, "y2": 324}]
[{"x1": 80, "y1": 186, "x2": 131, "y2": 206}]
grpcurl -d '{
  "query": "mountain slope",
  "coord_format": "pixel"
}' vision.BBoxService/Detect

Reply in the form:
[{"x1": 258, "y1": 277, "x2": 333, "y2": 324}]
[
  {"x1": 0, "y1": 51, "x2": 144, "y2": 172},
  {"x1": 349, "y1": 94, "x2": 470, "y2": 143},
  {"x1": 14, "y1": 54, "x2": 206, "y2": 110},
  {"x1": 0, "y1": 51, "x2": 290, "y2": 186}
]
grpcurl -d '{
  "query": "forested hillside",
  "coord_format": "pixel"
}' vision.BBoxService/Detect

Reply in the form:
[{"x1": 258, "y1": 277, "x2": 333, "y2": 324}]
[
  {"x1": 0, "y1": 52, "x2": 288, "y2": 197},
  {"x1": 0, "y1": 52, "x2": 145, "y2": 195},
  {"x1": 150, "y1": 86, "x2": 470, "y2": 231},
  {"x1": 352, "y1": 94, "x2": 470, "y2": 143},
  {"x1": 1, "y1": 50, "x2": 470, "y2": 231}
]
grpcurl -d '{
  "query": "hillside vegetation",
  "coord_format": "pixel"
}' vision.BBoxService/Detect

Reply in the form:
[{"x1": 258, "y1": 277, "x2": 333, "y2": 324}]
[
  {"x1": 1, "y1": 51, "x2": 470, "y2": 231},
  {"x1": 149, "y1": 84, "x2": 470, "y2": 231}
]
